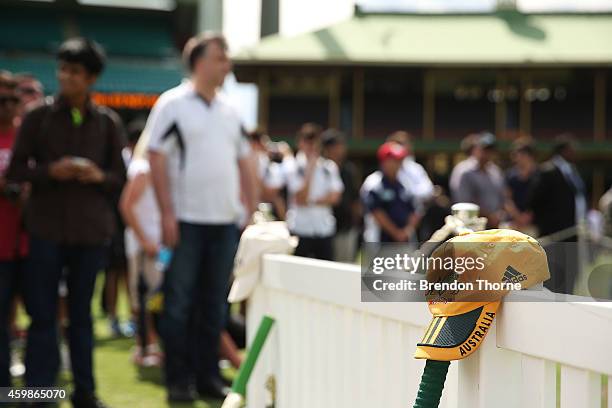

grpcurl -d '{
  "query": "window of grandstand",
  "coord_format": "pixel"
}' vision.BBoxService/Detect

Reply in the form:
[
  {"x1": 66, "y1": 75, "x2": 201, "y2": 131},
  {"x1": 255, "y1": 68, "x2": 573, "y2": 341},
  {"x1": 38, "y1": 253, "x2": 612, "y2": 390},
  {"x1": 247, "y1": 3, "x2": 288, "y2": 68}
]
[
  {"x1": 530, "y1": 69, "x2": 594, "y2": 140},
  {"x1": 363, "y1": 68, "x2": 423, "y2": 139},
  {"x1": 267, "y1": 71, "x2": 330, "y2": 137},
  {"x1": 434, "y1": 69, "x2": 496, "y2": 139}
]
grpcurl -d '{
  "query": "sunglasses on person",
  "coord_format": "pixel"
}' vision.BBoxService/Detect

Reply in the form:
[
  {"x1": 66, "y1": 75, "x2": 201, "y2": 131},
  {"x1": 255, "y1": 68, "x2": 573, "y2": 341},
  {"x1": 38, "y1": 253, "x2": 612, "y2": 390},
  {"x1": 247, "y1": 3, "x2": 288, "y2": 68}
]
[{"x1": 0, "y1": 95, "x2": 19, "y2": 105}]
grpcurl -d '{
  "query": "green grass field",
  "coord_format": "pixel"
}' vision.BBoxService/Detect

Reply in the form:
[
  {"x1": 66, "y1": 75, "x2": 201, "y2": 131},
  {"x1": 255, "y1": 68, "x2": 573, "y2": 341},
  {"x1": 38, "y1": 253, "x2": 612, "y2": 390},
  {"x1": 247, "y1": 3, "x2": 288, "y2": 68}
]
[{"x1": 15, "y1": 274, "x2": 226, "y2": 408}]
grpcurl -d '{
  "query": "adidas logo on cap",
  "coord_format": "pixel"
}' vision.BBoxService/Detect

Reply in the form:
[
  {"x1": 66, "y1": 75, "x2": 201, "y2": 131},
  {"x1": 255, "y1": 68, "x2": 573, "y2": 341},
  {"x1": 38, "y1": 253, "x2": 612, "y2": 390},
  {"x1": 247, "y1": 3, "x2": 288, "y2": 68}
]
[{"x1": 502, "y1": 265, "x2": 527, "y2": 284}]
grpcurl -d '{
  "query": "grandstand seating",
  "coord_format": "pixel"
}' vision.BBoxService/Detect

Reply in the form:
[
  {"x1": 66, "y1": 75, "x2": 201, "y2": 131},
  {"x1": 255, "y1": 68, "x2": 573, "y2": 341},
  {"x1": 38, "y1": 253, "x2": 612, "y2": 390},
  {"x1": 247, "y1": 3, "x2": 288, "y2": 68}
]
[
  {"x1": 78, "y1": 13, "x2": 176, "y2": 58},
  {"x1": 0, "y1": 8, "x2": 63, "y2": 52},
  {"x1": 0, "y1": 7, "x2": 182, "y2": 95}
]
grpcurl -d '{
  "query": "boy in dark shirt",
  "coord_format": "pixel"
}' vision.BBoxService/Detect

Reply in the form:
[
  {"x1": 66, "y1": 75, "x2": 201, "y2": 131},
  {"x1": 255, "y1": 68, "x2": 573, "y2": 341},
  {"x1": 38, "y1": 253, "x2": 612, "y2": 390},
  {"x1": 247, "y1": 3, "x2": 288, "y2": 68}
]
[
  {"x1": 364, "y1": 142, "x2": 419, "y2": 243},
  {"x1": 7, "y1": 38, "x2": 126, "y2": 408}
]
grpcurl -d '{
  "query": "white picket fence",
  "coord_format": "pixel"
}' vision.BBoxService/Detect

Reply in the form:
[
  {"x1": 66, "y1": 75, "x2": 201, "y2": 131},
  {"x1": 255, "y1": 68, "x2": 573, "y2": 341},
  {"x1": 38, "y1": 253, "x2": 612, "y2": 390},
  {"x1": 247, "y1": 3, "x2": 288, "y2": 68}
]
[{"x1": 245, "y1": 254, "x2": 612, "y2": 408}]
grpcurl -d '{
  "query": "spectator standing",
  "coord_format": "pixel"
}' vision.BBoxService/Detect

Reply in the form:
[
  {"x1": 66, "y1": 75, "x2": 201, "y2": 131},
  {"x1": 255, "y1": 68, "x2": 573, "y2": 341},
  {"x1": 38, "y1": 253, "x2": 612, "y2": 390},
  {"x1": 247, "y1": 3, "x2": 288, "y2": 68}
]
[
  {"x1": 146, "y1": 33, "x2": 256, "y2": 402},
  {"x1": 10, "y1": 72, "x2": 43, "y2": 378},
  {"x1": 417, "y1": 186, "x2": 452, "y2": 242},
  {"x1": 15, "y1": 73, "x2": 44, "y2": 117},
  {"x1": 0, "y1": 71, "x2": 28, "y2": 388},
  {"x1": 7, "y1": 38, "x2": 125, "y2": 408},
  {"x1": 119, "y1": 130, "x2": 163, "y2": 367},
  {"x1": 528, "y1": 134, "x2": 586, "y2": 294},
  {"x1": 248, "y1": 130, "x2": 286, "y2": 219},
  {"x1": 362, "y1": 142, "x2": 419, "y2": 243},
  {"x1": 101, "y1": 120, "x2": 143, "y2": 338},
  {"x1": 321, "y1": 129, "x2": 361, "y2": 263},
  {"x1": 455, "y1": 132, "x2": 506, "y2": 228},
  {"x1": 286, "y1": 123, "x2": 343, "y2": 260},
  {"x1": 505, "y1": 137, "x2": 538, "y2": 232},
  {"x1": 529, "y1": 134, "x2": 586, "y2": 238},
  {"x1": 449, "y1": 133, "x2": 480, "y2": 202},
  {"x1": 600, "y1": 185, "x2": 612, "y2": 239}
]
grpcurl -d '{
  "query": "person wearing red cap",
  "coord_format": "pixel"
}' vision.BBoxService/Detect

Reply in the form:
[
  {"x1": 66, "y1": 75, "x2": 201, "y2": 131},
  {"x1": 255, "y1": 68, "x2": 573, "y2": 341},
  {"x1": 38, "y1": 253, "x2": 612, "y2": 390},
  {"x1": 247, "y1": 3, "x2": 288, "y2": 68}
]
[{"x1": 362, "y1": 142, "x2": 420, "y2": 243}]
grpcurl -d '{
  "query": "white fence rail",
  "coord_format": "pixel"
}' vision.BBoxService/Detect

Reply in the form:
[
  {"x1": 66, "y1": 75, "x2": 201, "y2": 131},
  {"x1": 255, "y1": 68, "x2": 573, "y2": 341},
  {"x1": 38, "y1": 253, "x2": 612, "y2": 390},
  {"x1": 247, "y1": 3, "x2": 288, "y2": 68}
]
[{"x1": 246, "y1": 254, "x2": 612, "y2": 408}]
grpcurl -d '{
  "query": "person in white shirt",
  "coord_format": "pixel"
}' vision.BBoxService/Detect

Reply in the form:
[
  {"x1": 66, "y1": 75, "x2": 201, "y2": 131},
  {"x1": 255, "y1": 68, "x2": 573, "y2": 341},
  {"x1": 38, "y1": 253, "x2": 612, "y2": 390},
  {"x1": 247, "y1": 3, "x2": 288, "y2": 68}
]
[
  {"x1": 119, "y1": 130, "x2": 163, "y2": 368},
  {"x1": 146, "y1": 33, "x2": 257, "y2": 402},
  {"x1": 247, "y1": 130, "x2": 287, "y2": 219},
  {"x1": 286, "y1": 123, "x2": 344, "y2": 260}
]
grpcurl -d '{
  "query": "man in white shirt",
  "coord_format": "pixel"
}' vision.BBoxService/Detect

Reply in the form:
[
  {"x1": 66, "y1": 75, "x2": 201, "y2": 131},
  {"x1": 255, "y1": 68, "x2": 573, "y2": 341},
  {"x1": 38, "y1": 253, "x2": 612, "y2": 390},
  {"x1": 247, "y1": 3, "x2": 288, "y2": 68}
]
[
  {"x1": 147, "y1": 33, "x2": 256, "y2": 402},
  {"x1": 286, "y1": 123, "x2": 344, "y2": 260}
]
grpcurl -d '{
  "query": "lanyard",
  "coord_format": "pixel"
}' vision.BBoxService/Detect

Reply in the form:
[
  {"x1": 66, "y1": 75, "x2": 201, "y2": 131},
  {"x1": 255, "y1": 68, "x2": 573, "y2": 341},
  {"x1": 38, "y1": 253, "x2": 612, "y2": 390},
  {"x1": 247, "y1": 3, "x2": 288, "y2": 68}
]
[{"x1": 71, "y1": 107, "x2": 83, "y2": 127}]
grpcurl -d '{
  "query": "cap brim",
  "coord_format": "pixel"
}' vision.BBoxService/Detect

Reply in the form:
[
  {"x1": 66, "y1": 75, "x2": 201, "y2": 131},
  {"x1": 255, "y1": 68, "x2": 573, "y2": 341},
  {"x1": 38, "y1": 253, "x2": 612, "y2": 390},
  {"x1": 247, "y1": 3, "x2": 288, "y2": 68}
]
[
  {"x1": 227, "y1": 271, "x2": 259, "y2": 303},
  {"x1": 414, "y1": 301, "x2": 499, "y2": 361}
]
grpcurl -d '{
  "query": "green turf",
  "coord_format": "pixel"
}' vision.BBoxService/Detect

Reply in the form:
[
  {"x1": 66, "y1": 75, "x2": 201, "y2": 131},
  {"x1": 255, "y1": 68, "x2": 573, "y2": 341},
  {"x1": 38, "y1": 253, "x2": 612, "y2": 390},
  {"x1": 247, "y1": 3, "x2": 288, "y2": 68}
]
[{"x1": 14, "y1": 274, "x2": 225, "y2": 408}]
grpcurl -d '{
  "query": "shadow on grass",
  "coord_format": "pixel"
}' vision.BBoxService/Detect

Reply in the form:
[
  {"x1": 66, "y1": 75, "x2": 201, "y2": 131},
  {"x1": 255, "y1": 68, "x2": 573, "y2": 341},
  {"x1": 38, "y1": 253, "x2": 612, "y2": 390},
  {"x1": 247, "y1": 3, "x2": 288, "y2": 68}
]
[
  {"x1": 136, "y1": 365, "x2": 164, "y2": 386},
  {"x1": 136, "y1": 367, "x2": 225, "y2": 407},
  {"x1": 166, "y1": 399, "x2": 224, "y2": 408},
  {"x1": 94, "y1": 335, "x2": 135, "y2": 351}
]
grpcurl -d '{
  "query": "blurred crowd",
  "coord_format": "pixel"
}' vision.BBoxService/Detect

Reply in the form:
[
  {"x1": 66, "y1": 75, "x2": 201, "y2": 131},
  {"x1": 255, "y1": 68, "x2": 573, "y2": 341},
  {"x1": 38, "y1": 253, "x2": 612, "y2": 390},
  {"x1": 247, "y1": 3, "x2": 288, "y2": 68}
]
[{"x1": 1, "y1": 33, "x2": 612, "y2": 407}]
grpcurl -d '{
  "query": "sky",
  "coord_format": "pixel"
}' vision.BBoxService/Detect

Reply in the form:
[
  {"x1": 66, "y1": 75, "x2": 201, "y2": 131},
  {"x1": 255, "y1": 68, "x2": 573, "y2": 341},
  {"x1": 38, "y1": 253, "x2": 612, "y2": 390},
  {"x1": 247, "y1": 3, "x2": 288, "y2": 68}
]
[
  {"x1": 31, "y1": 0, "x2": 612, "y2": 12},
  {"x1": 357, "y1": 0, "x2": 612, "y2": 12}
]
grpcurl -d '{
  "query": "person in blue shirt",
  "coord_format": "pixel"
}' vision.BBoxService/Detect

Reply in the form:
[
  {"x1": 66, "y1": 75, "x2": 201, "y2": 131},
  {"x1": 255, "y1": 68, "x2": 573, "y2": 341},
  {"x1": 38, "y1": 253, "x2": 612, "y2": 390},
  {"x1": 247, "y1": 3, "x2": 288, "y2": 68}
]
[{"x1": 363, "y1": 142, "x2": 420, "y2": 243}]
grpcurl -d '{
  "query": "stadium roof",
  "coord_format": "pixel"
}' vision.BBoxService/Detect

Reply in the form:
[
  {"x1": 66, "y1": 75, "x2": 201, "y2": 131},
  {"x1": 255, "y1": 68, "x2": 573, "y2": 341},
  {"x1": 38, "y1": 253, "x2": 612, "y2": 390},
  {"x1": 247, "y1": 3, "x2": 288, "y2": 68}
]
[{"x1": 233, "y1": 10, "x2": 612, "y2": 66}]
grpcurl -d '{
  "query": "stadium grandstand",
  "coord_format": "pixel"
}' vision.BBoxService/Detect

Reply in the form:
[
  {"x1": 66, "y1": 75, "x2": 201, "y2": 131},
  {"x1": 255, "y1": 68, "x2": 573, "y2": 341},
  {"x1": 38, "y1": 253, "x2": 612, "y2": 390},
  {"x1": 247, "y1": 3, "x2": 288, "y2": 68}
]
[
  {"x1": 232, "y1": 4, "x2": 612, "y2": 201},
  {"x1": 2, "y1": 0, "x2": 611, "y2": 200},
  {"x1": 0, "y1": 0, "x2": 195, "y2": 121}
]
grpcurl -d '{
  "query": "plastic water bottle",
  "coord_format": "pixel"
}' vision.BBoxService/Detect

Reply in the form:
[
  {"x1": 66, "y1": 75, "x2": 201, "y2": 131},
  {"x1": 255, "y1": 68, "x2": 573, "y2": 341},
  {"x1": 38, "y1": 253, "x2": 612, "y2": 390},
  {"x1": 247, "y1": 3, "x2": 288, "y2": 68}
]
[{"x1": 155, "y1": 246, "x2": 173, "y2": 272}]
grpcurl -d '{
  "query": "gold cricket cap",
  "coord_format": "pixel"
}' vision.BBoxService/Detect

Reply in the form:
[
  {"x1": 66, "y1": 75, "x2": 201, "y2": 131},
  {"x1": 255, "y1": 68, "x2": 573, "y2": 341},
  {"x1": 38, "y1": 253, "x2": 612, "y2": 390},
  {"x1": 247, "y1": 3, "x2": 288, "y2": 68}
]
[{"x1": 414, "y1": 229, "x2": 550, "y2": 361}]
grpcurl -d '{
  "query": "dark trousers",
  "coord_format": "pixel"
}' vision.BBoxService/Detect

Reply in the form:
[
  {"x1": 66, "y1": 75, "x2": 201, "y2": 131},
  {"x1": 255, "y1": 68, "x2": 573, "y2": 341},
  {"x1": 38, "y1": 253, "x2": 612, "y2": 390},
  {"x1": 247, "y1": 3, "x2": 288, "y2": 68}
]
[
  {"x1": 24, "y1": 237, "x2": 106, "y2": 393},
  {"x1": 0, "y1": 260, "x2": 20, "y2": 387},
  {"x1": 160, "y1": 223, "x2": 238, "y2": 388},
  {"x1": 294, "y1": 235, "x2": 334, "y2": 261},
  {"x1": 543, "y1": 241, "x2": 579, "y2": 295}
]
